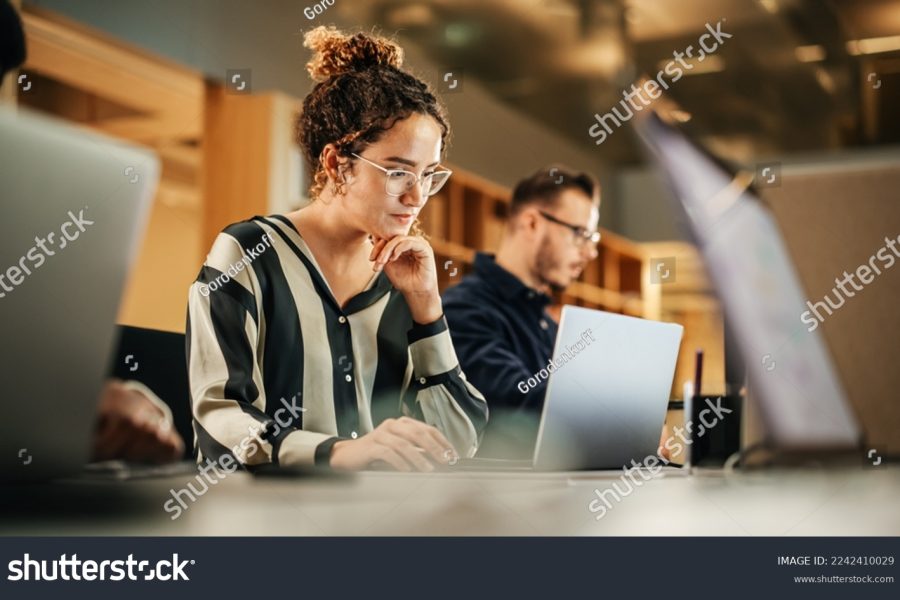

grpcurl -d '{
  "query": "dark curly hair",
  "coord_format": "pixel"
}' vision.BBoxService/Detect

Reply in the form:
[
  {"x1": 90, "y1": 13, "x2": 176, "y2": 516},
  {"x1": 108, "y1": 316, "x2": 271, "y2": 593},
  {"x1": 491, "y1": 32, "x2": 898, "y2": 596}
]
[{"x1": 296, "y1": 26, "x2": 451, "y2": 235}]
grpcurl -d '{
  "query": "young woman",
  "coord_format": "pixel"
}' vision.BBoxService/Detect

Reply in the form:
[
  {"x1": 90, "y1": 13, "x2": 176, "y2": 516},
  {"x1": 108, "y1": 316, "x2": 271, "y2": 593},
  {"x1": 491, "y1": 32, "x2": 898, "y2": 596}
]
[{"x1": 186, "y1": 26, "x2": 488, "y2": 472}]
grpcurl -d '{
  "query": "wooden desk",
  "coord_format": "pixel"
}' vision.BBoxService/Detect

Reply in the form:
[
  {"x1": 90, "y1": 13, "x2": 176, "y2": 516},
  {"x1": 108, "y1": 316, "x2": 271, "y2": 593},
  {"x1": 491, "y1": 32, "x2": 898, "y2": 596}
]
[{"x1": 2, "y1": 466, "x2": 898, "y2": 536}]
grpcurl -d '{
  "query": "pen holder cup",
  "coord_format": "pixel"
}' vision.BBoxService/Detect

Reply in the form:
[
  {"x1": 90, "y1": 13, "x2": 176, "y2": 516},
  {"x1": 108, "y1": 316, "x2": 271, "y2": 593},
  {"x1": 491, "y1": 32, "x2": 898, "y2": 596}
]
[{"x1": 688, "y1": 394, "x2": 742, "y2": 467}]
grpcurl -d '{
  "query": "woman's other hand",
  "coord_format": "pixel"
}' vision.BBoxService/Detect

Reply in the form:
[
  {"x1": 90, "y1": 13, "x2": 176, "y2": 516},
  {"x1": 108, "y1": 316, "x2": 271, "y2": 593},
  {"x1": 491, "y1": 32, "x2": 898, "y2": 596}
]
[{"x1": 329, "y1": 417, "x2": 458, "y2": 472}]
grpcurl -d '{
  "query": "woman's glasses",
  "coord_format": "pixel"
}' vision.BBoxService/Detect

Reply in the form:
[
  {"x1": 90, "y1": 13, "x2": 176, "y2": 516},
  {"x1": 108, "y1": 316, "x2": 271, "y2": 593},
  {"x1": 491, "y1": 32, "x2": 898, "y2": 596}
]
[{"x1": 352, "y1": 153, "x2": 452, "y2": 197}]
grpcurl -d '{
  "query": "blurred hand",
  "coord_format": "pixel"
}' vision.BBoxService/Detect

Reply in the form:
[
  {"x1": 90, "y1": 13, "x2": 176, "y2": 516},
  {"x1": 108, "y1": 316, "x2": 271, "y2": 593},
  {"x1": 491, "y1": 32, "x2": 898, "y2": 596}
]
[
  {"x1": 92, "y1": 380, "x2": 184, "y2": 464},
  {"x1": 658, "y1": 423, "x2": 672, "y2": 461},
  {"x1": 329, "y1": 416, "x2": 458, "y2": 472}
]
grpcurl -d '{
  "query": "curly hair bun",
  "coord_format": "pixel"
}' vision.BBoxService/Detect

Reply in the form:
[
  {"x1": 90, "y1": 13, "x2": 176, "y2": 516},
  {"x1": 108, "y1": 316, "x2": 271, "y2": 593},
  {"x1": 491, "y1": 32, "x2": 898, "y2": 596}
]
[{"x1": 304, "y1": 26, "x2": 404, "y2": 82}]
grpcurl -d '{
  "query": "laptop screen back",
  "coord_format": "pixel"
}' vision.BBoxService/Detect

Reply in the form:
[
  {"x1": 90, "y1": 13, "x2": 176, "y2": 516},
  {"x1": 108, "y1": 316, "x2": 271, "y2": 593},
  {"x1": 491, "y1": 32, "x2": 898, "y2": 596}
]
[{"x1": 635, "y1": 112, "x2": 861, "y2": 450}]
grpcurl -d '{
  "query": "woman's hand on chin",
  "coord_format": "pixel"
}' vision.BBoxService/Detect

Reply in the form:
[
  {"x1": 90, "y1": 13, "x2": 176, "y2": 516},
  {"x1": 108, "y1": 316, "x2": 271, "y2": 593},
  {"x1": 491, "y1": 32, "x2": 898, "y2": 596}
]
[{"x1": 369, "y1": 235, "x2": 442, "y2": 324}]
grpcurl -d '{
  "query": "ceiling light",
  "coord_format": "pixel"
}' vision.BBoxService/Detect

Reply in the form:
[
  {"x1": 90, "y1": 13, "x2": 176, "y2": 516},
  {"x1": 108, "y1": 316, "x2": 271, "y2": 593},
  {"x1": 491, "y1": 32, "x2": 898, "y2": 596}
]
[
  {"x1": 815, "y1": 67, "x2": 835, "y2": 93},
  {"x1": 444, "y1": 23, "x2": 480, "y2": 48},
  {"x1": 655, "y1": 54, "x2": 725, "y2": 76},
  {"x1": 847, "y1": 34, "x2": 900, "y2": 55},
  {"x1": 795, "y1": 45, "x2": 826, "y2": 62},
  {"x1": 561, "y1": 36, "x2": 626, "y2": 77},
  {"x1": 758, "y1": 0, "x2": 779, "y2": 15},
  {"x1": 386, "y1": 5, "x2": 435, "y2": 28}
]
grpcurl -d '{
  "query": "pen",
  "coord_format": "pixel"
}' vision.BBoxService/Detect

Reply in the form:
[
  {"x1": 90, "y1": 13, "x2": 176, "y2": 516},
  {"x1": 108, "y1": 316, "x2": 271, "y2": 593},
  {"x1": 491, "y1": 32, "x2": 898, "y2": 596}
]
[{"x1": 693, "y1": 349, "x2": 704, "y2": 399}]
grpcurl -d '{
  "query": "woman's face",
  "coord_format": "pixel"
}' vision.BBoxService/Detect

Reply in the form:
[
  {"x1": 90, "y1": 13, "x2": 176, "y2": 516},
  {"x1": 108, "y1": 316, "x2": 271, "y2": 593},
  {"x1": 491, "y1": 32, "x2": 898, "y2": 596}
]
[{"x1": 339, "y1": 113, "x2": 443, "y2": 240}]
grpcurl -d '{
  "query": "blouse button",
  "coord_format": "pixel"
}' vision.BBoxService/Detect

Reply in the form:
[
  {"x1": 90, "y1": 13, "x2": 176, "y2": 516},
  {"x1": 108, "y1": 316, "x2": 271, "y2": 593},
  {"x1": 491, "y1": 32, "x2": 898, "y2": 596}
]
[
  {"x1": 351, "y1": 431, "x2": 358, "y2": 439},
  {"x1": 345, "y1": 374, "x2": 353, "y2": 383},
  {"x1": 540, "y1": 319, "x2": 549, "y2": 330},
  {"x1": 338, "y1": 316, "x2": 347, "y2": 324}
]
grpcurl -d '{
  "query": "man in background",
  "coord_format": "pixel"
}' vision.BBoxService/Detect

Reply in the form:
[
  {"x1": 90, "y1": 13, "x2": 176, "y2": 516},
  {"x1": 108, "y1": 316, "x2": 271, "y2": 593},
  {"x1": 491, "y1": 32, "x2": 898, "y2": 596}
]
[{"x1": 443, "y1": 166, "x2": 670, "y2": 459}]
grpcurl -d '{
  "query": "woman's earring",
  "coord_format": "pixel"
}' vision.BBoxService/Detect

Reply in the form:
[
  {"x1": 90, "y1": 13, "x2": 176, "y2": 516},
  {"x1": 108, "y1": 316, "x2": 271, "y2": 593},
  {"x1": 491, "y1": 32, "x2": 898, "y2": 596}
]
[{"x1": 334, "y1": 170, "x2": 348, "y2": 196}]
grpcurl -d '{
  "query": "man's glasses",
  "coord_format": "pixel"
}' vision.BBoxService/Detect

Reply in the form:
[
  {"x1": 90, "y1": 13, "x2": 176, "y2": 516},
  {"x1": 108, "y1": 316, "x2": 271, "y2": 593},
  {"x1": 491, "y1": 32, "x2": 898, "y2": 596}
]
[
  {"x1": 538, "y1": 211, "x2": 601, "y2": 247},
  {"x1": 351, "y1": 153, "x2": 452, "y2": 197}
]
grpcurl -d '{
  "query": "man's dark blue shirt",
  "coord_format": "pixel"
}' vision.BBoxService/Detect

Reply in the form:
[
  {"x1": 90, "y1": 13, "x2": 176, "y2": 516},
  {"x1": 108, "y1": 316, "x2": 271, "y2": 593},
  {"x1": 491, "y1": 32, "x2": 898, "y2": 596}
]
[{"x1": 442, "y1": 252, "x2": 558, "y2": 458}]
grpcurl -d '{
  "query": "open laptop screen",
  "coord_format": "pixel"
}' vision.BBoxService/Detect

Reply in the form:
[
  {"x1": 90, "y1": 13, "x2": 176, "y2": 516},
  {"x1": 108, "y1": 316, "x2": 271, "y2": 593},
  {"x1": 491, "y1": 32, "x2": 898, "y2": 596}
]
[{"x1": 634, "y1": 112, "x2": 860, "y2": 450}]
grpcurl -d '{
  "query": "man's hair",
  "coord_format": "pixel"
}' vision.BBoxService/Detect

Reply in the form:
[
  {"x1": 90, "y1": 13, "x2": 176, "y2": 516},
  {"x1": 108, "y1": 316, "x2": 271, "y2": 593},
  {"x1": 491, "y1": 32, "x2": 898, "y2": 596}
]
[
  {"x1": 509, "y1": 165, "x2": 600, "y2": 217},
  {"x1": 0, "y1": 0, "x2": 27, "y2": 83}
]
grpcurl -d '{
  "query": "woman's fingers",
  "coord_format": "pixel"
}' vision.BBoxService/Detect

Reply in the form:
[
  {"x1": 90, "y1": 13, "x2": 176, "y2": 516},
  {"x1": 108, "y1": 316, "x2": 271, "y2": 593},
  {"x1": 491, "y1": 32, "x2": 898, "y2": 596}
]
[
  {"x1": 392, "y1": 418, "x2": 451, "y2": 464},
  {"x1": 389, "y1": 239, "x2": 426, "y2": 263},
  {"x1": 369, "y1": 237, "x2": 388, "y2": 262},
  {"x1": 371, "y1": 445, "x2": 413, "y2": 472},
  {"x1": 425, "y1": 426, "x2": 458, "y2": 463},
  {"x1": 373, "y1": 237, "x2": 404, "y2": 266},
  {"x1": 374, "y1": 236, "x2": 430, "y2": 266},
  {"x1": 378, "y1": 432, "x2": 434, "y2": 472},
  {"x1": 351, "y1": 419, "x2": 456, "y2": 471},
  {"x1": 399, "y1": 417, "x2": 453, "y2": 452}
]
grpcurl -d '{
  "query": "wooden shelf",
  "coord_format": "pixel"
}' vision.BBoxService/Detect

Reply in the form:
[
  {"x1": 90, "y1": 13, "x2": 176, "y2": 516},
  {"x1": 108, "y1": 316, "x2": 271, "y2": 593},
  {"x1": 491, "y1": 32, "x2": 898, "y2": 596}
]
[
  {"x1": 20, "y1": 6, "x2": 204, "y2": 142},
  {"x1": 16, "y1": 6, "x2": 206, "y2": 333}
]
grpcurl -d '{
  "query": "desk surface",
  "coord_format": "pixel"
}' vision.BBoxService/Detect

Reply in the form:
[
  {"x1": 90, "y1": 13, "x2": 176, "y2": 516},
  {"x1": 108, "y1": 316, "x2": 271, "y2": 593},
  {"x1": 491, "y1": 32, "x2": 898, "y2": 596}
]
[{"x1": 2, "y1": 466, "x2": 899, "y2": 536}]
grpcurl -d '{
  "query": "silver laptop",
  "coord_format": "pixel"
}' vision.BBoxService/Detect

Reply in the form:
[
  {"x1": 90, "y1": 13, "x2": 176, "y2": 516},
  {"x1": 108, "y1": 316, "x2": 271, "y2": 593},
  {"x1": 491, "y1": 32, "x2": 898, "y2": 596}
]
[
  {"x1": 0, "y1": 107, "x2": 159, "y2": 481},
  {"x1": 633, "y1": 110, "x2": 862, "y2": 452},
  {"x1": 454, "y1": 306, "x2": 683, "y2": 471}
]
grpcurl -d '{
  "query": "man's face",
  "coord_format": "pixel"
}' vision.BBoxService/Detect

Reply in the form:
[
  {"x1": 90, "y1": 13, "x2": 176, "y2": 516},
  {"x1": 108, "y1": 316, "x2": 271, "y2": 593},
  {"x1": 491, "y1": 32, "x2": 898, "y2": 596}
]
[{"x1": 531, "y1": 188, "x2": 600, "y2": 292}]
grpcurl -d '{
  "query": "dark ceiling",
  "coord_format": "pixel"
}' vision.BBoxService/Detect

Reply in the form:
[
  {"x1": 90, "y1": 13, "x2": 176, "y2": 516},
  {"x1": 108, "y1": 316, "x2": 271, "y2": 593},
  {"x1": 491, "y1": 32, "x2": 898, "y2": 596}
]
[{"x1": 332, "y1": 0, "x2": 900, "y2": 166}]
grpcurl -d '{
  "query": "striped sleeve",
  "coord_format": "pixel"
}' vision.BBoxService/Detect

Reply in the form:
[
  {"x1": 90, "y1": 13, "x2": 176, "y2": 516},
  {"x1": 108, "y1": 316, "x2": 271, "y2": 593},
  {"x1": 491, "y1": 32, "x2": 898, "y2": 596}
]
[
  {"x1": 186, "y1": 230, "x2": 334, "y2": 468},
  {"x1": 406, "y1": 316, "x2": 489, "y2": 458}
]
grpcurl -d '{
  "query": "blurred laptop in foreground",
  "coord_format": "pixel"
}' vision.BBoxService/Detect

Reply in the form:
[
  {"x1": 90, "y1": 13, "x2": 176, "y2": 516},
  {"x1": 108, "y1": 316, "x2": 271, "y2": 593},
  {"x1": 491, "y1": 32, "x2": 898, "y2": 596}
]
[
  {"x1": 0, "y1": 105, "x2": 171, "y2": 480},
  {"x1": 633, "y1": 108, "x2": 863, "y2": 459}
]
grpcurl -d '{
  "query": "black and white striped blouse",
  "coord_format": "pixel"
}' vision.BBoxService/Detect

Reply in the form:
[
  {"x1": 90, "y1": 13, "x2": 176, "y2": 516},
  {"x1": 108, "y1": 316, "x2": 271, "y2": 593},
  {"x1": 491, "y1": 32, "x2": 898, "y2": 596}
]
[{"x1": 186, "y1": 215, "x2": 488, "y2": 468}]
